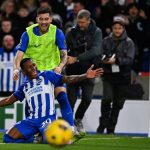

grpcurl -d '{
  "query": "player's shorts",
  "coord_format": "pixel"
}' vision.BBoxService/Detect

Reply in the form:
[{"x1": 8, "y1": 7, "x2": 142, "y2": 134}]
[{"x1": 14, "y1": 114, "x2": 57, "y2": 139}]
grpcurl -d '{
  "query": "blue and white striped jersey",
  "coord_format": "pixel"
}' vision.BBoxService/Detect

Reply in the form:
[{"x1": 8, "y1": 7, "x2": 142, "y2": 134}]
[
  {"x1": 0, "y1": 48, "x2": 23, "y2": 92},
  {"x1": 14, "y1": 71, "x2": 63, "y2": 119}
]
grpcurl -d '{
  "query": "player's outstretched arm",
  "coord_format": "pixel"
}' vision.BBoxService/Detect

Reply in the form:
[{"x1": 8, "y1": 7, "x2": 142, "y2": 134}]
[
  {"x1": 62, "y1": 65, "x2": 103, "y2": 84},
  {"x1": 13, "y1": 51, "x2": 24, "y2": 80},
  {"x1": 0, "y1": 95, "x2": 18, "y2": 107}
]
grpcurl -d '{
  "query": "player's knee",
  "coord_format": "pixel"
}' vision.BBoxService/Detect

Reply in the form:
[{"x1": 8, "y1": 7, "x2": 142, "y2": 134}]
[
  {"x1": 6, "y1": 127, "x2": 22, "y2": 140},
  {"x1": 54, "y1": 87, "x2": 66, "y2": 97}
]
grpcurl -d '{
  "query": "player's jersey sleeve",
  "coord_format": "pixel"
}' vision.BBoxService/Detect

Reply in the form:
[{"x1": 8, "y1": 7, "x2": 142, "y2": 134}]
[
  {"x1": 44, "y1": 71, "x2": 63, "y2": 86},
  {"x1": 13, "y1": 84, "x2": 25, "y2": 102},
  {"x1": 15, "y1": 31, "x2": 29, "y2": 53},
  {"x1": 56, "y1": 29, "x2": 67, "y2": 50}
]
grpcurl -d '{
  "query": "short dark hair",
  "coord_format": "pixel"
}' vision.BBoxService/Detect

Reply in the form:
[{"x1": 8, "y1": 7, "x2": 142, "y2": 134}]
[
  {"x1": 77, "y1": 9, "x2": 91, "y2": 20},
  {"x1": 20, "y1": 58, "x2": 32, "y2": 70},
  {"x1": 1, "y1": 18, "x2": 12, "y2": 23},
  {"x1": 37, "y1": 7, "x2": 52, "y2": 16},
  {"x1": 39, "y1": 0, "x2": 49, "y2": 3},
  {"x1": 74, "y1": 0, "x2": 85, "y2": 7}
]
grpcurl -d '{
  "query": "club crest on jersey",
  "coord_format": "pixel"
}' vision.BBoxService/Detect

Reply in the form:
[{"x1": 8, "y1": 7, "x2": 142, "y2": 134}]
[{"x1": 37, "y1": 78, "x2": 42, "y2": 85}]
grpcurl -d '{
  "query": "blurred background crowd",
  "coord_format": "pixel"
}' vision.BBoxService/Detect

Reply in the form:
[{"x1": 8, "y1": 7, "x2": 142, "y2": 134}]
[{"x1": 0, "y1": 0, "x2": 149, "y2": 72}]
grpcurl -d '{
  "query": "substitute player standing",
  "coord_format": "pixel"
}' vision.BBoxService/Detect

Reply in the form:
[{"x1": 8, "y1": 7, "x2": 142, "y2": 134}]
[{"x1": 13, "y1": 7, "x2": 71, "y2": 124}]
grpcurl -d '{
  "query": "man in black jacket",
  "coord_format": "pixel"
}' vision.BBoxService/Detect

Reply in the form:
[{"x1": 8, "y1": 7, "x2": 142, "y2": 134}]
[
  {"x1": 97, "y1": 15, "x2": 135, "y2": 134},
  {"x1": 66, "y1": 9, "x2": 102, "y2": 133}
]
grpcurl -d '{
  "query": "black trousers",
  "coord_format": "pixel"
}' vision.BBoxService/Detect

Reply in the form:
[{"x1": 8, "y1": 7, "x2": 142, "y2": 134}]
[
  {"x1": 99, "y1": 80, "x2": 128, "y2": 132},
  {"x1": 67, "y1": 78, "x2": 95, "y2": 120}
]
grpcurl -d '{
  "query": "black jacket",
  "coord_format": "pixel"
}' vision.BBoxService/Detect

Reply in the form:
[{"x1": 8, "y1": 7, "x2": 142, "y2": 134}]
[
  {"x1": 65, "y1": 20, "x2": 102, "y2": 75},
  {"x1": 102, "y1": 31, "x2": 135, "y2": 84}
]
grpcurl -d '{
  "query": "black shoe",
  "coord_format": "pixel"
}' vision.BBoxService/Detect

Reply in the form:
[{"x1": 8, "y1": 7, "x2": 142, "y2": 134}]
[
  {"x1": 74, "y1": 119, "x2": 86, "y2": 133},
  {"x1": 107, "y1": 128, "x2": 115, "y2": 134},
  {"x1": 96, "y1": 126, "x2": 105, "y2": 134}
]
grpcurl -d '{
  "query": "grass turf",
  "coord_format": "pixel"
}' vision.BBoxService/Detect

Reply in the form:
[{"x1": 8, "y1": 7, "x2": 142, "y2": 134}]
[{"x1": 0, "y1": 132, "x2": 150, "y2": 150}]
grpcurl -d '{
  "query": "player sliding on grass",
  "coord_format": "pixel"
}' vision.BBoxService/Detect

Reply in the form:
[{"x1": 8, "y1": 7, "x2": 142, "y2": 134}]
[{"x1": 0, "y1": 58, "x2": 103, "y2": 143}]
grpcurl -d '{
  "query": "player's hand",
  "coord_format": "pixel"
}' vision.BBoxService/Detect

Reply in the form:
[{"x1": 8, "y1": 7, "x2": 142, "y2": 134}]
[
  {"x1": 54, "y1": 67, "x2": 62, "y2": 74},
  {"x1": 13, "y1": 69, "x2": 19, "y2": 80},
  {"x1": 86, "y1": 65, "x2": 104, "y2": 78}
]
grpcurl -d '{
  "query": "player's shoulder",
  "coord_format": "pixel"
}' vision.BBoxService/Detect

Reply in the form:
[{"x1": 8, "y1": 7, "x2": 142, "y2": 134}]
[
  {"x1": 56, "y1": 28, "x2": 64, "y2": 35},
  {"x1": 39, "y1": 70, "x2": 55, "y2": 77},
  {"x1": 21, "y1": 31, "x2": 29, "y2": 39}
]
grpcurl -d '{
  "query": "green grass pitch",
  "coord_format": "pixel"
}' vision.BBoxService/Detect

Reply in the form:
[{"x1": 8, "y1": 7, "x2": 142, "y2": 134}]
[{"x1": 0, "y1": 132, "x2": 150, "y2": 150}]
